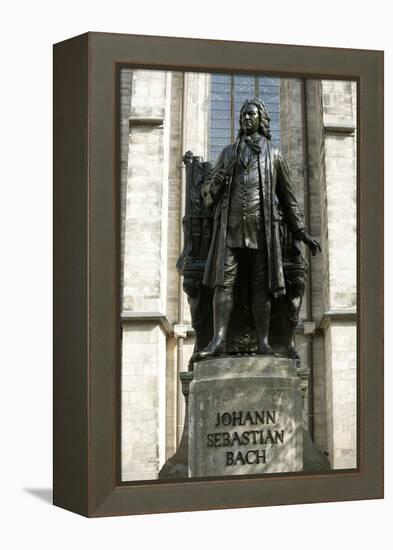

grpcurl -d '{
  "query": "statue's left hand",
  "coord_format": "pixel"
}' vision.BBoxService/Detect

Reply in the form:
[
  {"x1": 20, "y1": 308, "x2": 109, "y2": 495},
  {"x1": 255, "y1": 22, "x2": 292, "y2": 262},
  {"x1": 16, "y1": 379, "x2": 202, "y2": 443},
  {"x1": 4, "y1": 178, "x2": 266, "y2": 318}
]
[{"x1": 302, "y1": 233, "x2": 322, "y2": 256}]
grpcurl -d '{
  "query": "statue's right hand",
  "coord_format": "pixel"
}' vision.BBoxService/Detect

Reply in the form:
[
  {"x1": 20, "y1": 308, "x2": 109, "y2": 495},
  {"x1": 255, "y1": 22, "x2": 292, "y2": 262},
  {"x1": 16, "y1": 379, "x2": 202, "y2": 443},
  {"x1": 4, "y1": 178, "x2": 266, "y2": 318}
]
[
  {"x1": 206, "y1": 169, "x2": 228, "y2": 205},
  {"x1": 213, "y1": 169, "x2": 227, "y2": 186}
]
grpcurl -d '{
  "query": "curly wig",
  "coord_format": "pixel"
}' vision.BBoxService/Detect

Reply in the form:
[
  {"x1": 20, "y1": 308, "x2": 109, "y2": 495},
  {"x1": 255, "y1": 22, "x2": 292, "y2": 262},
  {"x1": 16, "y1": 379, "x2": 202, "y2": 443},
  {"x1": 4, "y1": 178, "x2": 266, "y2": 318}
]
[{"x1": 238, "y1": 98, "x2": 272, "y2": 140}]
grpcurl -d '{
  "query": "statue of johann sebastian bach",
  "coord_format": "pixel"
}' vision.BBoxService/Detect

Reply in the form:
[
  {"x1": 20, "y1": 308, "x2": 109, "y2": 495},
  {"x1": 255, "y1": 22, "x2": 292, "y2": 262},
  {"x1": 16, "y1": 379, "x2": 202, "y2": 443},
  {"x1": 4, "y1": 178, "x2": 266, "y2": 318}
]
[{"x1": 198, "y1": 98, "x2": 321, "y2": 359}]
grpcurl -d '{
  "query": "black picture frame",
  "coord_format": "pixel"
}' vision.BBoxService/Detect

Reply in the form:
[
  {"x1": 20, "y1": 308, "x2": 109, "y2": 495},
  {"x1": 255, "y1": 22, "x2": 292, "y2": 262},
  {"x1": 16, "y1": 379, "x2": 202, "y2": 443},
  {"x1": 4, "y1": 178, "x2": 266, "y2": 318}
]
[{"x1": 53, "y1": 32, "x2": 384, "y2": 517}]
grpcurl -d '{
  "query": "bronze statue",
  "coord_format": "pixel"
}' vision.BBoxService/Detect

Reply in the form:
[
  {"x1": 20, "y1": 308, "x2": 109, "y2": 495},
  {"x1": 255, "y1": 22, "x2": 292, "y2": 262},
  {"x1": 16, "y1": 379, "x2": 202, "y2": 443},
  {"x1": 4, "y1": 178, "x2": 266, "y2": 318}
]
[
  {"x1": 159, "y1": 99, "x2": 325, "y2": 479},
  {"x1": 178, "y1": 98, "x2": 320, "y2": 363}
]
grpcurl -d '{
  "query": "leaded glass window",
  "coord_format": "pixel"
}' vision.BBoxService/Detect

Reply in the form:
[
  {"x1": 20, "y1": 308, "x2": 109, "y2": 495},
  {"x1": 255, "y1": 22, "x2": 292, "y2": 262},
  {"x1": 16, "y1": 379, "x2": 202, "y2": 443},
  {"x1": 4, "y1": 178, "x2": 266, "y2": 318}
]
[{"x1": 209, "y1": 74, "x2": 281, "y2": 162}]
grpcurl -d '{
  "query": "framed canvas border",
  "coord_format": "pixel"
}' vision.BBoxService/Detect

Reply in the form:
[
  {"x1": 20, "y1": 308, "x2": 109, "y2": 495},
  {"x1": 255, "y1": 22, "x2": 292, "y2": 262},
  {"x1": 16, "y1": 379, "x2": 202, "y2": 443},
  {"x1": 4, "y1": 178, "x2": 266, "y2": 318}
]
[{"x1": 53, "y1": 32, "x2": 383, "y2": 517}]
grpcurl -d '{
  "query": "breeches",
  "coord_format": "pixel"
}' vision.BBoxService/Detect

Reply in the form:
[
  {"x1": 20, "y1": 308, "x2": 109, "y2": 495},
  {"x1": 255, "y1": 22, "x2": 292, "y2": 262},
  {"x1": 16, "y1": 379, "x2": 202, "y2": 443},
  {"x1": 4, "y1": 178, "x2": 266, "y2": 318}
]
[{"x1": 219, "y1": 246, "x2": 268, "y2": 293}]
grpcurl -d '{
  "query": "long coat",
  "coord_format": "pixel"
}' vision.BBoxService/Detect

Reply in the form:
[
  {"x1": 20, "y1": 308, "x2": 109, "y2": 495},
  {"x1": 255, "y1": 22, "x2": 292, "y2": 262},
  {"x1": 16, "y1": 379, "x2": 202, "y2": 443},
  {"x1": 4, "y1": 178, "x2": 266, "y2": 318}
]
[{"x1": 202, "y1": 136, "x2": 306, "y2": 297}]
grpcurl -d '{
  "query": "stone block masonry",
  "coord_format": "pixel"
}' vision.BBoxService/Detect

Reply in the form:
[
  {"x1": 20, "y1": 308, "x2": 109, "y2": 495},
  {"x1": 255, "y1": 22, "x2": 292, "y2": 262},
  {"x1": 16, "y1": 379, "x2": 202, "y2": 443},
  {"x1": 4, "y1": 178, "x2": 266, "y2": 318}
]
[
  {"x1": 189, "y1": 357, "x2": 303, "y2": 477},
  {"x1": 121, "y1": 323, "x2": 166, "y2": 481},
  {"x1": 320, "y1": 80, "x2": 357, "y2": 469},
  {"x1": 120, "y1": 69, "x2": 211, "y2": 481},
  {"x1": 280, "y1": 78, "x2": 357, "y2": 469},
  {"x1": 121, "y1": 69, "x2": 171, "y2": 481}
]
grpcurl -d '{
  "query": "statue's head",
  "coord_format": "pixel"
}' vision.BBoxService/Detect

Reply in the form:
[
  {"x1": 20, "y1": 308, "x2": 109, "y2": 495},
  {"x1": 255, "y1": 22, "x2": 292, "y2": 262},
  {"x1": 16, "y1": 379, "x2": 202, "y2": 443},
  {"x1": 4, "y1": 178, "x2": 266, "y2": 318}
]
[{"x1": 238, "y1": 98, "x2": 272, "y2": 140}]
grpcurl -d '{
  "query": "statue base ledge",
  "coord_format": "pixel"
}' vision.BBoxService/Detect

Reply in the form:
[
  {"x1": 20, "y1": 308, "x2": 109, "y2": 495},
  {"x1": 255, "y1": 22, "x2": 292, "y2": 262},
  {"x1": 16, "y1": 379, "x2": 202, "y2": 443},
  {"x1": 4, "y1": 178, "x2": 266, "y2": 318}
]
[{"x1": 193, "y1": 355, "x2": 299, "y2": 381}]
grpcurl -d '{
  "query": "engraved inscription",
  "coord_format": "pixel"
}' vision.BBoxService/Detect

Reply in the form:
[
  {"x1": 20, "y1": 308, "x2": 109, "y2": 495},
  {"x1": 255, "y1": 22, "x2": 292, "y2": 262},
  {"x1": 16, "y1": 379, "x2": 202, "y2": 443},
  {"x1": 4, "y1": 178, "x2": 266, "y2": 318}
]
[{"x1": 206, "y1": 409, "x2": 285, "y2": 467}]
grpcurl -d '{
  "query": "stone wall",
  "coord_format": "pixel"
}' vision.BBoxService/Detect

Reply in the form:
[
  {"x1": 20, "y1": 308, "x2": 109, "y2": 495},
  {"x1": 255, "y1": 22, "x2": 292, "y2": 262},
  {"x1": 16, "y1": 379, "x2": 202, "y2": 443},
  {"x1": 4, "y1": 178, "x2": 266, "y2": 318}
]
[
  {"x1": 322, "y1": 81, "x2": 357, "y2": 310},
  {"x1": 280, "y1": 78, "x2": 310, "y2": 429},
  {"x1": 165, "y1": 72, "x2": 183, "y2": 325},
  {"x1": 280, "y1": 78, "x2": 357, "y2": 468},
  {"x1": 121, "y1": 69, "x2": 210, "y2": 480},
  {"x1": 122, "y1": 69, "x2": 171, "y2": 313},
  {"x1": 304, "y1": 80, "x2": 328, "y2": 451},
  {"x1": 122, "y1": 323, "x2": 166, "y2": 481},
  {"x1": 120, "y1": 69, "x2": 133, "y2": 296},
  {"x1": 320, "y1": 80, "x2": 357, "y2": 468},
  {"x1": 164, "y1": 73, "x2": 183, "y2": 461},
  {"x1": 121, "y1": 69, "x2": 173, "y2": 481}
]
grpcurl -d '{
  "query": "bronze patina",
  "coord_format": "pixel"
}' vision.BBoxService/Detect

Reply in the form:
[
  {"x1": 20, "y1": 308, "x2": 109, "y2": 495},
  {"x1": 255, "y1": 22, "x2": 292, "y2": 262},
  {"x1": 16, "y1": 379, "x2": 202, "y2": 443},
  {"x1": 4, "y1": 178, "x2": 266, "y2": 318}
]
[{"x1": 178, "y1": 98, "x2": 320, "y2": 363}]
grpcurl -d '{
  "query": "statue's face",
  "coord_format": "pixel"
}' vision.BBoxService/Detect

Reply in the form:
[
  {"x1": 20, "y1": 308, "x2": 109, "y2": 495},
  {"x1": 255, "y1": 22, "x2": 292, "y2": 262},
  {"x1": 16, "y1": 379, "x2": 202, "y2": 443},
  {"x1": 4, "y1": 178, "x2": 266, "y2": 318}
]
[{"x1": 241, "y1": 103, "x2": 259, "y2": 135}]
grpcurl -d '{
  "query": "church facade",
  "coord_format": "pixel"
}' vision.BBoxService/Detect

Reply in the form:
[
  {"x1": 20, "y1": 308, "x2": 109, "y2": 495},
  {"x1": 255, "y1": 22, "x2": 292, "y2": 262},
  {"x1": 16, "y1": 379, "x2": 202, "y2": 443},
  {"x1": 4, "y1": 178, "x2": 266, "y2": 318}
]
[{"x1": 120, "y1": 69, "x2": 357, "y2": 481}]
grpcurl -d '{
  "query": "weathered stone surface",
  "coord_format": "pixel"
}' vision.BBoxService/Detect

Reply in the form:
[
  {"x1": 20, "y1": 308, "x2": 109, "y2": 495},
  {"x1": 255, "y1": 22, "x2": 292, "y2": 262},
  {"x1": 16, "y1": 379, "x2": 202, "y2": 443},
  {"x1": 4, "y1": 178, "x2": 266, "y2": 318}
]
[
  {"x1": 189, "y1": 356, "x2": 303, "y2": 477},
  {"x1": 159, "y1": 371, "x2": 193, "y2": 479},
  {"x1": 320, "y1": 80, "x2": 357, "y2": 469},
  {"x1": 121, "y1": 69, "x2": 212, "y2": 481}
]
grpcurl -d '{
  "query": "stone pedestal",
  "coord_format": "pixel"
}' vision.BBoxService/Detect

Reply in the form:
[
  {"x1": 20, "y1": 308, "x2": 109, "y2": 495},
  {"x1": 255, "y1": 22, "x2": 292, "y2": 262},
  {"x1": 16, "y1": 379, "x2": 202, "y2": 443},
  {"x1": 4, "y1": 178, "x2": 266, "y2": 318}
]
[
  {"x1": 158, "y1": 371, "x2": 193, "y2": 479},
  {"x1": 189, "y1": 356, "x2": 303, "y2": 477}
]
